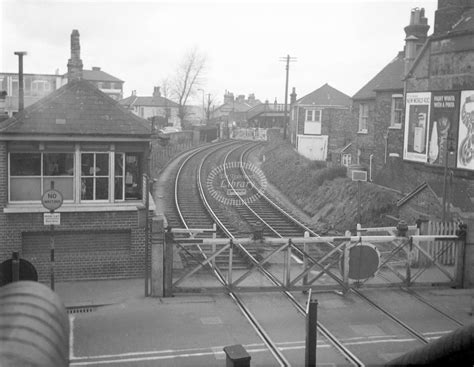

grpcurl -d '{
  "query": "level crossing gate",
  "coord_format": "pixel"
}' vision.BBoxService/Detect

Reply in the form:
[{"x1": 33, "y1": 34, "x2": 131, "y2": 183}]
[{"x1": 152, "y1": 221, "x2": 466, "y2": 296}]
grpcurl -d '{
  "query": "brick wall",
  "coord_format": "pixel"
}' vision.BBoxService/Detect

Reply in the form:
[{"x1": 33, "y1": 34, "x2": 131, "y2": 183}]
[
  {"x1": 352, "y1": 100, "x2": 376, "y2": 167},
  {"x1": 0, "y1": 209, "x2": 147, "y2": 282}
]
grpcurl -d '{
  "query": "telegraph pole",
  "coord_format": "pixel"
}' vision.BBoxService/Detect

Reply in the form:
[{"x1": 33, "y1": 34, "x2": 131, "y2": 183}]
[{"x1": 279, "y1": 55, "x2": 297, "y2": 140}]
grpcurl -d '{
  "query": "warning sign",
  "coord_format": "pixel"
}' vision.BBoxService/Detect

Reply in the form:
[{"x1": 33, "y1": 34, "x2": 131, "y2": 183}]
[{"x1": 41, "y1": 189, "x2": 63, "y2": 211}]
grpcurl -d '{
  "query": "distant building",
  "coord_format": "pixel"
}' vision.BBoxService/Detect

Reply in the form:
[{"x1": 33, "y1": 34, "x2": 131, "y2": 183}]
[
  {"x1": 0, "y1": 66, "x2": 124, "y2": 117},
  {"x1": 212, "y1": 91, "x2": 261, "y2": 126},
  {"x1": 246, "y1": 99, "x2": 286, "y2": 130},
  {"x1": 119, "y1": 87, "x2": 180, "y2": 129},
  {"x1": 289, "y1": 83, "x2": 353, "y2": 163}
]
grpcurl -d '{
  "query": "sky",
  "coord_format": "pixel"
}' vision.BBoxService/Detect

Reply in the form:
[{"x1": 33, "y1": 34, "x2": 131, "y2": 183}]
[{"x1": 1, "y1": 0, "x2": 438, "y2": 105}]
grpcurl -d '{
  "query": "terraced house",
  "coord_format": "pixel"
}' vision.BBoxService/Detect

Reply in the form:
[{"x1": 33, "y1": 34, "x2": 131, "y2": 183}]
[{"x1": 0, "y1": 30, "x2": 152, "y2": 282}]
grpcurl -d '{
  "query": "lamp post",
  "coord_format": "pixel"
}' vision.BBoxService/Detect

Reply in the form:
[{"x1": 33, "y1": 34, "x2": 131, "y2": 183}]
[
  {"x1": 442, "y1": 135, "x2": 455, "y2": 222},
  {"x1": 198, "y1": 88, "x2": 205, "y2": 123}
]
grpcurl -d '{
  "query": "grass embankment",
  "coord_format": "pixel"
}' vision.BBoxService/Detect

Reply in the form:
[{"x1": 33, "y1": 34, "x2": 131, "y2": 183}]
[{"x1": 259, "y1": 142, "x2": 400, "y2": 233}]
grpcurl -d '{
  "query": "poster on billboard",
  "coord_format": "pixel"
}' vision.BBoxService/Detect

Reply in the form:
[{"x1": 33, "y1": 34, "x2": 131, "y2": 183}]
[
  {"x1": 457, "y1": 90, "x2": 474, "y2": 171},
  {"x1": 427, "y1": 91, "x2": 459, "y2": 168},
  {"x1": 404, "y1": 92, "x2": 431, "y2": 162}
]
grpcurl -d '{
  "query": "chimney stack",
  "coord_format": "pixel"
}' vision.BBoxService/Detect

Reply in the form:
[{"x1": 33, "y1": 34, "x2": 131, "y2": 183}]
[
  {"x1": 14, "y1": 51, "x2": 27, "y2": 112},
  {"x1": 67, "y1": 29, "x2": 83, "y2": 81},
  {"x1": 153, "y1": 86, "x2": 161, "y2": 97},
  {"x1": 404, "y1": 8, "x2": 430, "y2": 76},
  {"x1": 290, "y1": 87, "x2": 297, "y2": 105}
]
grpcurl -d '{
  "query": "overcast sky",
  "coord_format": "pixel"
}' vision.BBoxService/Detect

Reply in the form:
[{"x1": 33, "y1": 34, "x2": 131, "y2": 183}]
[{"x1": 1, "y1": 0, "x2": 437, "y2": 105}]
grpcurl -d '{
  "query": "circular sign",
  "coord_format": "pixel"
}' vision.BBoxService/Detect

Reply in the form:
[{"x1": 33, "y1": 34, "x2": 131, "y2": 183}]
[
  {"x1": 0, "y1": 259, "x2": 38, "y2": 286},
  {"x1": 340, "y1": 242, "x2": 380, "y2": 280},
  {"x1": 41, "y1": 189, "x2": 63, "y2": 211}
]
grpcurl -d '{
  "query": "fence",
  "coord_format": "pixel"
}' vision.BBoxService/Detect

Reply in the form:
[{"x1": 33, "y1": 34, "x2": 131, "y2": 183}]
[
  {"x1": 232, "y1": 128, "x2": 267, "y2": 141},
  {"x1": 150, "y1": 132, "x2": 195, "y2": 176}
]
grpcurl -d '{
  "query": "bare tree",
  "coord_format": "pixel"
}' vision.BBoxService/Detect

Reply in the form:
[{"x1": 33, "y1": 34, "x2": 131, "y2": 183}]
[
  {"x1": 170, "y1": 48, "x2": 206, "y2": 129},
  {"x1": 161, "y1": 78, "x2": 171, "y2": 126},
  {"x1": 205, "y1": 93, "x2": 217, "y2": 124}
]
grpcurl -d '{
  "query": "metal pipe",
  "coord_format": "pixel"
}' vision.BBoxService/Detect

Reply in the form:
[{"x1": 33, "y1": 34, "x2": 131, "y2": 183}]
[
  {"x1": 385, "y1": 323, "x2": 474, "y2": 366},
  {"x1": 14, "y1": 51, "x2": 27, "y2": 112}
]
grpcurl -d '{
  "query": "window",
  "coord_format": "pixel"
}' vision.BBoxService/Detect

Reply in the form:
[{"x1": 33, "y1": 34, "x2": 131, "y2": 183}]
[
  {"x1": 359, "y1": 104, "x2": 368, "y2": 133},
  {"x1": 305, "y1": 109, "x2": 321, "y2": 123},
  {"x1": 81, "y1": 153, "x2": 109, "y2": 201},
  {"x1": 114, "y1": 153, "x2": 142, "y2": 200},
  {"x1": 102, "y1": 82, "x2": 111, "y2": 89},
  {"x1": 304, "y1": 108, "x2": 322, "y2": 135},
  {"x1": 31, "y1": 80, "x2": 51, "y2": 96},
  {"x1": 390, "y1": 95, "x2": 403, "y2": 128},
  {"x1": 9, "y1": 152, "x2": 74, "y2": 201},
  {"x1": 342, "y1": 153, "x2": 352, "y2": 167},
  {"x1": 9, "y1": 148, "x2": 143, "y2": 203}
]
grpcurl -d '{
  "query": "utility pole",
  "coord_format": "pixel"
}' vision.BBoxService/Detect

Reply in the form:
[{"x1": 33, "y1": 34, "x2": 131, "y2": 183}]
[{"x1": 279, "y1": 55, "x2": 297, "y2": 140}]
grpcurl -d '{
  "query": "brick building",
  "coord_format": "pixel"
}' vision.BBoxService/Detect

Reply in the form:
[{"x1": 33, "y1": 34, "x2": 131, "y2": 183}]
[
  {"x1": 0, "y1": 30, "x2": 152, "y2": 282},
  {"x1": 352, "y1": 8, "x2": 429, "y2": 177},
  {"x1": 289, "y1": 83, "x2": 353, "y2": 163},
  {"x1": 377, "y1": 0, "x2": 474, "y2": 222}
]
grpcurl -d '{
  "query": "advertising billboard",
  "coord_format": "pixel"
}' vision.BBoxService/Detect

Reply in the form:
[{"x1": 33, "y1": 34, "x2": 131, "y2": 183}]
[
  {"x1": 403, "y1": 92, "x2": 431, "y2": 162},
  {"x1": 457, "y1": 90, "x2": 474, "y2": 171},
  {"x1": 427, "y1": 91, "x2": 459, "y2": 168}
]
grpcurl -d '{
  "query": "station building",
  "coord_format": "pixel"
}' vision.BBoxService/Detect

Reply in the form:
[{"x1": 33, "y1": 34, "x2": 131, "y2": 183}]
[{"x1": 0, "y1": 30, "x2": 152, "y2": 282}]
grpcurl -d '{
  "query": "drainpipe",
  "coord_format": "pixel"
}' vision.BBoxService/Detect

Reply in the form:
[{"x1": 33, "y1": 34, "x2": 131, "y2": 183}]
[
  {"x1": 369, "y1": 154, "x2": 374, "y2": 182},
  {"x1": 14, "y1": 51, "x2": 27, "y2": 112}
]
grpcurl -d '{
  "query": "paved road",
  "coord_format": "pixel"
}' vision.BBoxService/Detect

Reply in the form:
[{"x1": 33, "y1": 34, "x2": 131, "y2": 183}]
[{"x1": 69, "y1": 288, "x2": 473, "y2": 366}]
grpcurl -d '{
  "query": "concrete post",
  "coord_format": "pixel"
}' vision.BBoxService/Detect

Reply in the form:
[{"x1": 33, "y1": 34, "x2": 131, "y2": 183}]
[
  {"x1": 192, "y1": 129, "x2": 200, "y2": 146},
  {"x1": 461, "y1": 220, "x2": 473, "y2": 288},
  {"x1": 163, "y1": 226, "x2": 174, "y2": 297},
  {"x1": 151, "y1": 216, "x2": 164, "y2": 297}
]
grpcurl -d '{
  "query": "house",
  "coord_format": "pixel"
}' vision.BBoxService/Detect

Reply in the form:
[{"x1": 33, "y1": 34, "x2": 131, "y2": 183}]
[
  {"x1": 352, "y1": 7, "x2": 429, "y2": 176},
  {"x1": 371, "y1": 1, "x2": 474, "y2": 222},
  {"x1": 289, "y1": 83, "x2": 353, "y2": 163},
  {"x1": 119, "y1": 87, "x2": 180, "y2": 129},
  {"x1": 74, "y1": 66, "x2": 124, "y2": 101},
  {"x1": 0, "y1": 67, "x2": 124, "y2": 117},
  {"x1": 0, "y1": 30, "x2": 152, "y2": 282},
  {"x1": 212, "y1": 91, "x2": 261, "y2": 126},
  {"x1": 0, "y1": 72, "x2": 61, "y2": 117}
]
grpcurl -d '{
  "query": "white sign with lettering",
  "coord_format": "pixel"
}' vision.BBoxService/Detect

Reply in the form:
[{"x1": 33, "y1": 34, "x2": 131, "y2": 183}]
[{"x1": 44, "y1": 213, "x2": 61, "y2": 225}]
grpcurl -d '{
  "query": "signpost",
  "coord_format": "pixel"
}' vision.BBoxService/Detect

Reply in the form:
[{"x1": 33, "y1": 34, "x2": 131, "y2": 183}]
[
  {"x1": 351, "y1": 170, "x2": 367, "y2": 225},
  {"x1": 41, "y1": 182, "x2": 63, "y2": 290}
]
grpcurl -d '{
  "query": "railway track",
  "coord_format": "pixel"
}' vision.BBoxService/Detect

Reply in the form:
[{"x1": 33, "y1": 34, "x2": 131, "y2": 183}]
[{"x1": 166, "y1": 140, "x2": 464, "y2": 366}]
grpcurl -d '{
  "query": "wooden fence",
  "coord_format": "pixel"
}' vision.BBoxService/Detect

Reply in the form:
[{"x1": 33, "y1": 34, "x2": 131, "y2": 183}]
[{"x1": 418, "y1": 221, "x2": 459, "y2": 266}]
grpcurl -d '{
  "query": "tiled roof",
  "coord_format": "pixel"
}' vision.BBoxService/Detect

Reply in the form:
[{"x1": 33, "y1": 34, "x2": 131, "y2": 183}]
[
  {"x1": 296, "y1": 83, "x2": 351, "y2": 106},
  {"x1": 0, "y1": 79, "x2": 150, "y2": 137},
  {"x1": 119, "y1": 95, "x2": 179, "y2": 108},
  {"x1": 353, "y1": 52, "x2": 405, "y2": 100},
  {"x1": 62, "y1": 69, "x2": 123, "y2": 83}
]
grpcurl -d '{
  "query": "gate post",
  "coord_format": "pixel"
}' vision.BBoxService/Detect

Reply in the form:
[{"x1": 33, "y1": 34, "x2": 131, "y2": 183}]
[
  {"x1": 150, "y1": 215, "x2": 164, "y2": 297},
  {"x1": 303, "y1": 232, "x2": 309, "y2": 287}
]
